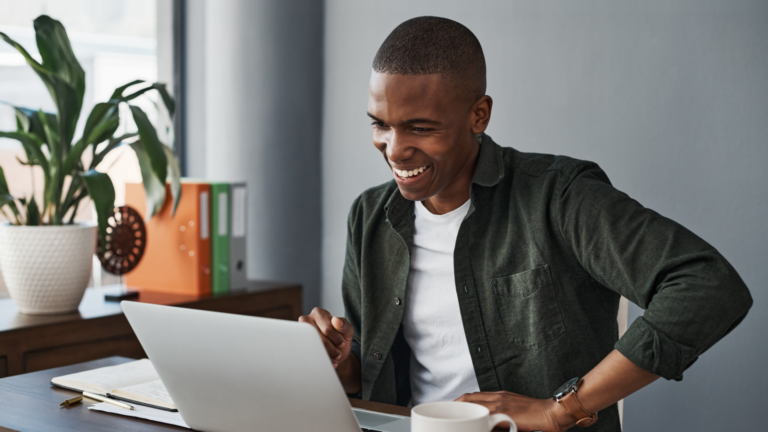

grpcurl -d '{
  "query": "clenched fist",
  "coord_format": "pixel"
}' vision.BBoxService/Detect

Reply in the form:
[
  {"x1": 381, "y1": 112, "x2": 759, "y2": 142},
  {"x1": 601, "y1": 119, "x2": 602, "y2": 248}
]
[{"x1": 298, "y1": 307, "x2": 355, "y2": 369}]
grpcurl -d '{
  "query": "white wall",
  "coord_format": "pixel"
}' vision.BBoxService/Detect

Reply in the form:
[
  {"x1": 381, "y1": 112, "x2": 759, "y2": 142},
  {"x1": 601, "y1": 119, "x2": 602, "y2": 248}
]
[
  {"x1": 321, "y1": 1, "x2": 767, "y2": 430},
  {"x1": 186, "y1": 0, "x2": 324, "y2": 312}
]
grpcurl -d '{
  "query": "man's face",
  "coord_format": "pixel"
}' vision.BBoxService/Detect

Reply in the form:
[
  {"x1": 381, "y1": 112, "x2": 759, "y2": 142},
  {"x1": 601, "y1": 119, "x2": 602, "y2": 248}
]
[{"x1": 367, "y1": 72, "x2": 480, "y2": 202}]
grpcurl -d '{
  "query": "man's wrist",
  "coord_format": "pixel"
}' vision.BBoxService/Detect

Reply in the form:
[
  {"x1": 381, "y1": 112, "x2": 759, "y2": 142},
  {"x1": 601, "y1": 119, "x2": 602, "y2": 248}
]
[
  {"x1": 337, "y1": 355, "x2": 362, "y2": 395},
  {"x1": 548, "y1": 398, "x2": 577, "y2": 431}
]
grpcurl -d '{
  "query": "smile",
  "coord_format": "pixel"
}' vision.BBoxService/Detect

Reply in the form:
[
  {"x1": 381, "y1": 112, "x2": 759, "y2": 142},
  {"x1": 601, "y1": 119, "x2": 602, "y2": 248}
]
[{"x1": 393, "y1": 166, "x2": 428, "y2": 179}]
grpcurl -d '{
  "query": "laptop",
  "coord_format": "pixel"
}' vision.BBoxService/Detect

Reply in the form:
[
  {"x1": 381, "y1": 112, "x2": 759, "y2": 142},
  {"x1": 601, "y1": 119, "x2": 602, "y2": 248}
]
[{"x1": 121, "y1": 301, "x2": 411, "y2": 432}]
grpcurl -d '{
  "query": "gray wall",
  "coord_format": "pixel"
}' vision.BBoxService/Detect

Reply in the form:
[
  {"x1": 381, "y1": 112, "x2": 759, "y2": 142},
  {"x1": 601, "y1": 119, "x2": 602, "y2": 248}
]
[
  {"x1": 321, "y1": 1, "x2": 767, "y2": 430},
  {"x1": 185, "y1": 0, "x2": 324, "y2": 312}
]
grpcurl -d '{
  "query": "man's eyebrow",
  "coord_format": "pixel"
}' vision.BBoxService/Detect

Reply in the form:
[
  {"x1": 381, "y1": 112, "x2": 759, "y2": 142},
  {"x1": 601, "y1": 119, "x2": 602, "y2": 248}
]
[
  {"x1": 402, "y1": 118, "x2": 440, "y2": 125},
  {"x1": 366, "y1": 113, "x2": 440, "y2": 126}
]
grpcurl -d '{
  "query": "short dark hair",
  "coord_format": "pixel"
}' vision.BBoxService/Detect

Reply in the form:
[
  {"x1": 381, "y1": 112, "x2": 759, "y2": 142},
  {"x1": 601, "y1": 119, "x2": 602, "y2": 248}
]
[{"x1": 372, "y1": 16, "x2": 486, "y2": 100}]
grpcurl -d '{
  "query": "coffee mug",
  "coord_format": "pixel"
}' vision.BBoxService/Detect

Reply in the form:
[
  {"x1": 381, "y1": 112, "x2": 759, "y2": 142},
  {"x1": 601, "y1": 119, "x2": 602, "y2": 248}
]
[{"x1": 411, "y1": 401, "x2": 517, "y2": 432}]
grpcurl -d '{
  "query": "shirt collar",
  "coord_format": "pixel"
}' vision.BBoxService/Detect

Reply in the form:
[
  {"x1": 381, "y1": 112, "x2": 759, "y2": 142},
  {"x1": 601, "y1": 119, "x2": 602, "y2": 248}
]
[{"x1": 471, "y1": 133, "x2": 505, "y2": 188}]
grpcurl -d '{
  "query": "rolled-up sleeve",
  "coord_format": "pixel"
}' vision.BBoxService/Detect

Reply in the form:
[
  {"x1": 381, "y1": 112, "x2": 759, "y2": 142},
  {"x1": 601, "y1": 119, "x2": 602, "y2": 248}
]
[{"x1": 556, "y1": 162, "x2": 752, "y2": 380}]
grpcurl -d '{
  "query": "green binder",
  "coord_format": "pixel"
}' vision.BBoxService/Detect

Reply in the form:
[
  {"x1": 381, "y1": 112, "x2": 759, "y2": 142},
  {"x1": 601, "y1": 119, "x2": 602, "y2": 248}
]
[{"x1": 210, "y1": 182, "x2": 230, "y2": 294}]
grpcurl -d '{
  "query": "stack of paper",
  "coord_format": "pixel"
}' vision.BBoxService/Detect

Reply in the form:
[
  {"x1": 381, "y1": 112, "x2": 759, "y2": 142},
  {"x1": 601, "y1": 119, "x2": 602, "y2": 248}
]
[{"x1": 88, "y1": 402, "x2": 190, "y2": 428}]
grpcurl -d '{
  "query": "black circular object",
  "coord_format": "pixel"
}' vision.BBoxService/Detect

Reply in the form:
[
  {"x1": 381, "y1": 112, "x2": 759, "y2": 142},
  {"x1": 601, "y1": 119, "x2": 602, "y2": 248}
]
[
  {"x1": 96, "y1": 205, "x2": 147, "y2": 275},
  {"x1": 553, "y1": 377, "x2": 580, "y2": 401}
]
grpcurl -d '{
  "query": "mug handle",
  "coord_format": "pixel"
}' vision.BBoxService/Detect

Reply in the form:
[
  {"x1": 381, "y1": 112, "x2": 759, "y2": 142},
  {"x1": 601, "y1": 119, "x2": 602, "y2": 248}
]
[{"x1": 488, "y1": 413, "x2": 517, "y2": 432}]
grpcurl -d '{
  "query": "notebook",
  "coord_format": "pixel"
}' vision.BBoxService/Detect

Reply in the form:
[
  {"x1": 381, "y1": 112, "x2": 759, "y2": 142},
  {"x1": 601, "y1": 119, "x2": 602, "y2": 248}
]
[{"x1": 51, "y1": 359, "x2": 177, "y2": 411}]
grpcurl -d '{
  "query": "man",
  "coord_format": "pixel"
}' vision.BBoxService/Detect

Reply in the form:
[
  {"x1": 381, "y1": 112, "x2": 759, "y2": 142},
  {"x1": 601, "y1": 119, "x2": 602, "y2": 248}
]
[{"x1": 299, "y1": 16, "x2": 752, "y2": 431}]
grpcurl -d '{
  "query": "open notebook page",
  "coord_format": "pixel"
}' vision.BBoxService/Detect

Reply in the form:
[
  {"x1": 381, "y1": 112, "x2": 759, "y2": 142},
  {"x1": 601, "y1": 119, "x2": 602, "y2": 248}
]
[
  {"x1": 51, "y1": 359, "x2": 159, "y2": 395},
  {"x1": 109, "y1": 379, "x2": 176, "y2": 410}
]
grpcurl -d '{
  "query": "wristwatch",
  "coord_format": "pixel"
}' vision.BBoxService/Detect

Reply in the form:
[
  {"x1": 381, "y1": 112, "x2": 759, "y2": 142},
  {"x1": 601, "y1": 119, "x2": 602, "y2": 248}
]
[{"x1": 552, "y1": 377, "x2": 598, "y2": 427}]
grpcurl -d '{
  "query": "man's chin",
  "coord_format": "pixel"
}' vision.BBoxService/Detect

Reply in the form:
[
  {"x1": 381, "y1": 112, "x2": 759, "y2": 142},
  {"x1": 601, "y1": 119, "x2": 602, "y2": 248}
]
[{"x1": 397, "y1": 186, "x2": 431, "y2": 203}]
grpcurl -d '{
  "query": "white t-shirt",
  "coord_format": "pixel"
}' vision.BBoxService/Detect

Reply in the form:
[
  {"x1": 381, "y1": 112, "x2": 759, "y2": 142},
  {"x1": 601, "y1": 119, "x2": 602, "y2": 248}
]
[{"x1": 402, "y1": 199, "x2": 480, "y2": 406}]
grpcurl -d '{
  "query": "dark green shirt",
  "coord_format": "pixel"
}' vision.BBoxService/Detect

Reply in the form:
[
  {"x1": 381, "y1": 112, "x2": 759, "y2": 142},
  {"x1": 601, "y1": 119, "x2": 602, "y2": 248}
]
[{"x1": 342, "y1": 134, "x2": 752, "y2": 431}]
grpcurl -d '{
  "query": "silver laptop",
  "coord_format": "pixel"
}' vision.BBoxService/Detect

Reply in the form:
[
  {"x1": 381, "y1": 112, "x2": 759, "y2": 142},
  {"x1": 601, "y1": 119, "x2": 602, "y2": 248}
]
[{"x1": 121, "y1": 301, "x2": 410, "y2": 432}]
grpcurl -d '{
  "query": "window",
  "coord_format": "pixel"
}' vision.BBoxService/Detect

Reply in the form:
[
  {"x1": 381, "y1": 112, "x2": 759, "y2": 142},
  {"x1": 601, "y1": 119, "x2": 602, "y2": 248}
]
[
  {"x1": 0, "y1": 0, "x2": 170, "y2": 219},
  {"x1": 0, "y1": 0, "x2": 173, "y2": 292}
]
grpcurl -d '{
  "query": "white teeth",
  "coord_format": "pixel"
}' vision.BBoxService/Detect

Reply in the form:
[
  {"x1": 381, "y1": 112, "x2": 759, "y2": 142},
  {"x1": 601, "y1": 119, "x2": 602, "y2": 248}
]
[{"x1": 394, "y1": 166, "x2": 427, "y2": 178}]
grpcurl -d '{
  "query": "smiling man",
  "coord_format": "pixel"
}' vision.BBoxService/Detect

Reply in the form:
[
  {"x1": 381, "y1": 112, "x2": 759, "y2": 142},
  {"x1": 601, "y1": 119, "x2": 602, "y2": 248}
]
[{"x1": 299, "y1": 16, "x2": 752, "y2": 432}]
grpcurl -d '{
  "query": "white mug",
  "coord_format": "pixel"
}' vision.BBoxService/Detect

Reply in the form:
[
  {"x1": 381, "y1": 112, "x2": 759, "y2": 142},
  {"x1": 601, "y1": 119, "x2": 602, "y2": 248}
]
[{"x1": 411, "y1": 401, "x2": 517, "y2": 432}]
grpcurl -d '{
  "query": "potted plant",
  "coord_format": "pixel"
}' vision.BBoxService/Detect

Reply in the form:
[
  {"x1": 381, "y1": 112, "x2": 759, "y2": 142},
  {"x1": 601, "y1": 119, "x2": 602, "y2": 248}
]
[{"x1": 0, "y1": 15, "x2": 181, "y2": 314}]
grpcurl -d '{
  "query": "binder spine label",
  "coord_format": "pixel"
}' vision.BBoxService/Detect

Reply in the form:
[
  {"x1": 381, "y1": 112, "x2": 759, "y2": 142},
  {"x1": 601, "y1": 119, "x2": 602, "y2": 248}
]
[
  {"x1": 232, "y1": 187, "x2": 246, "y2": 237},
  {"x1": 200, "y1": 191, "x2": 209, "y2": 240},
  {"x1": 218, "y1": 192, "x2": 228, "y2": 236}
]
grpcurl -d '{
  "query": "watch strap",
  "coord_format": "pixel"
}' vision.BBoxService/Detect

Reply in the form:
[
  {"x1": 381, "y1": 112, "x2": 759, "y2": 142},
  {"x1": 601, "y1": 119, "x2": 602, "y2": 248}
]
[{"x1": 558, "y1": 379, "x2": 598, "y2": 427}]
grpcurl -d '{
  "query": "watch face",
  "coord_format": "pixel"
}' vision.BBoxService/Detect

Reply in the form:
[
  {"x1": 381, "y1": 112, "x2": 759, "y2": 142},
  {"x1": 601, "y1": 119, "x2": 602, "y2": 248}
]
[{"x1": 553, "y1": 377, "x2": 580, "y2": 399}]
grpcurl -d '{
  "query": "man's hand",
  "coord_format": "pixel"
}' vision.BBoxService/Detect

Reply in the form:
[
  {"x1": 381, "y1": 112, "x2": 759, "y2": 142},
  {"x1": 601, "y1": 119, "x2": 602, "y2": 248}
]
[
  {"x1": 456, "y1": 391, "x2": 573, "y2": 432},
  {"x1": 298, "y1": 307, "x2": 354, "y2": 368},
  {"x1": 299, "y1": 308, "x2": 361, "y2": 394}
]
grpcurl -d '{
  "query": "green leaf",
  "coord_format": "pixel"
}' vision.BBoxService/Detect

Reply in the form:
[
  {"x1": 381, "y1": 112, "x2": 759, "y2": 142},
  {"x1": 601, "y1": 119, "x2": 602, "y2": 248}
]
[
  {"x1": 0, "y1": 131, "x2": 50, "y2": 180},
  {"x1": 0, "y1": 166, "x2": 21, "y2": 222},
  {"x1": 152, "y1": 83, "x2": 175, "y2": 118},
  {"x1": 80, "y1": 170, "x2": 115, "y2": 244},
  {"x1": 0, "y1": 31, "x2": 51, "y2": 76},
  {"x1": 22, "y1": 107, "x2": 59, "y2": 148},
  {"x1": 33, "y1": 15, "x2": 85, "y2": 147},
  {"x1": 65, "y1": 102, "x2": 119, "y2": 175},
  {"x1": 25, "y1": 195, "x2": 41, "y2": 225},
  {"x1": 82, "y1": 102, "x2": 119, "y2": 145},
  {"x1": 7, "y1": 104, "x2": 57, "y2": 148},
  {"x1": 129, "y1": 105, "x2": 167, "y2": 186},
  {"x1": 37, "y1": 109, "x2": 63, "y2": 221},
  {"x1": 122, "y1": 83, "x2": 175, "y2": 118},
  {"x1": 0, "y1": 22, "x2": 85, "y2": 154},
  {"x1": 14, "y1": 107, "x2": 29, "y2": 132},
  {"x1": 86, "y1": 116, "x2": 120, "y2": 145},
  {"x1": 33, "y1": 16, "x2": 84, "y2": 91},
  {"x1": 38, "y1": 108, "x2": 59, "y2": 156},
  {"x1": 63, "y1": 139, "x2": 85, "y2": 176},
  {"x1": 89, "y1": 132, "x2": 138, "y2": 170},
  {"x1": 130, "y1": 141, "x2": 166, "y2": 221},
  {"x1": 162, "y1": 144, "x2": 182, "y2": 217},
  {"x1": 0, "y1": 193, "x2": 16, "y2": 215},
  {"x1": 110, "y1": 79, "x2": 145, "y2": 100}
]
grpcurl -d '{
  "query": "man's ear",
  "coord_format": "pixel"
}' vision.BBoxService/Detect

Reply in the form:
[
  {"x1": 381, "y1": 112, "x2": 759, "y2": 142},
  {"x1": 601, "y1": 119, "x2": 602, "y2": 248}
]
[{"x1": 470, "y1": 95, "x2": 493, "y2": 135}]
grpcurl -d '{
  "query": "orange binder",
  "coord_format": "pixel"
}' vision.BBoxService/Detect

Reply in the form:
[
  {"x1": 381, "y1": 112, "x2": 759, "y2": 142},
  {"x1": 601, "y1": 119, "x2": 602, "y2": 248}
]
[{"x1": 125, "y1": 182, "x2": 211, "y2": 295}]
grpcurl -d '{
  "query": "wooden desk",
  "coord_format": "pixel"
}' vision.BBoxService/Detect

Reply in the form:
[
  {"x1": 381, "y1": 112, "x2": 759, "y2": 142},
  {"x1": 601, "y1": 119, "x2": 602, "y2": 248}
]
[
  {"x1": 0, "y1": 282, "x2": 301, "y2": 378},
  {"x1": 0, "y1": 356, "x2": 409, "y2": 432}
]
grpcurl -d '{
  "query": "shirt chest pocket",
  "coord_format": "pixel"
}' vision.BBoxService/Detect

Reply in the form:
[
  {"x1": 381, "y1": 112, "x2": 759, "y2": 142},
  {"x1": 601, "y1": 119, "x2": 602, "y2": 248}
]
[{"x1": 492, "y1": 265, "x2": 565, "y2": 351}]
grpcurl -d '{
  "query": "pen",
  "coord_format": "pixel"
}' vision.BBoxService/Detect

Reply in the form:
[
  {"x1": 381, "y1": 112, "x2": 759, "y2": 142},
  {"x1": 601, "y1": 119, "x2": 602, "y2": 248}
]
[
  {"x1": 60, "y1": 395, "x2": 83, "y2": 407},
  {"x1": 82, "y1": 391, "x2": 135, "y2": 410}
]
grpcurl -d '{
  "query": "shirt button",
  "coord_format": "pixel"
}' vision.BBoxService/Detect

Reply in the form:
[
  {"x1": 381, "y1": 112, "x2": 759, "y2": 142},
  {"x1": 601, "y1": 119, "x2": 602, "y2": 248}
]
[
  {"x1": 373, "y1": 352, "x2": 382, "y2": 360},
  {"x1": 477, "y1": 347, "x2": 482, "y2": 353},
  {"x1": 464, "y1": 285, "x2": 468, "y2": 293},
  {"x1": 394, "y1": 297, "x2": 401, "y2": 306}
]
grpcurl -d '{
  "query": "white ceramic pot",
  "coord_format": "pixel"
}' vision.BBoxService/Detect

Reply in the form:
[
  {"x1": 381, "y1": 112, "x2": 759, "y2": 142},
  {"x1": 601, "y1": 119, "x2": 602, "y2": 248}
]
[{"x1": 0, "y1": 222, "x2": 96, "y2": 315}]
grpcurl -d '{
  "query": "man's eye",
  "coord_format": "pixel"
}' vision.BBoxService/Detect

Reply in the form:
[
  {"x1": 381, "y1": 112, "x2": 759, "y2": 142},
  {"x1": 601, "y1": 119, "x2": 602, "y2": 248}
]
[
  {"x1": 412, "y1": 127, "x2": 431, "y2": 132},
  {"x1": 371, "y1": 121, "x2": 386, "y2": 128}
]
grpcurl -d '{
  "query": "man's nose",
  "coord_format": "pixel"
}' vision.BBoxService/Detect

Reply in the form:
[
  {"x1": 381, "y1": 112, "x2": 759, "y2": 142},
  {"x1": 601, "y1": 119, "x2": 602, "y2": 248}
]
[{"x1": 386, "y1": 132, "x2": 414, "y2": 163}]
